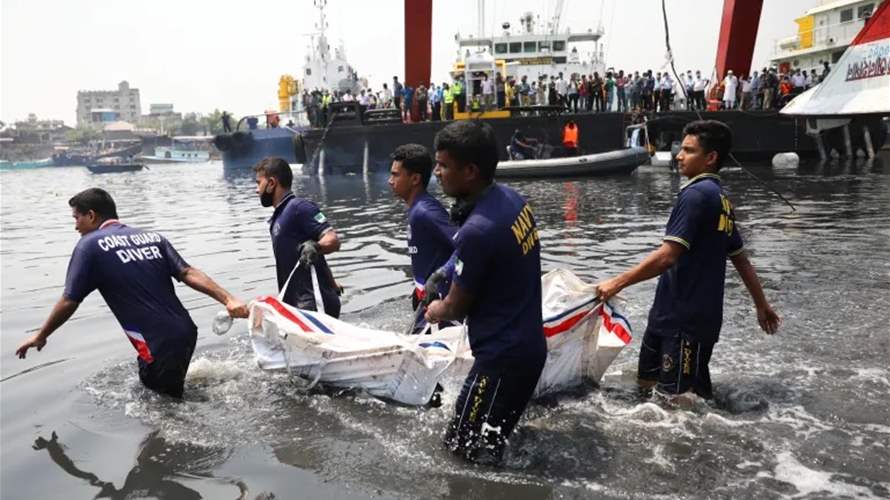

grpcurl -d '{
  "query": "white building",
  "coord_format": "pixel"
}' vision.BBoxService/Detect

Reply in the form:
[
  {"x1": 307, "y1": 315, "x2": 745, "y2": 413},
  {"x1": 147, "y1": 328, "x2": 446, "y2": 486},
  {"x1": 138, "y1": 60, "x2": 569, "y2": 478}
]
[
  {"x1": 76, "y1": 81, "x2": 142, "y2": 126},
  {"x1": 771, "y1": 0, "x2": 883, "y2": 76}
]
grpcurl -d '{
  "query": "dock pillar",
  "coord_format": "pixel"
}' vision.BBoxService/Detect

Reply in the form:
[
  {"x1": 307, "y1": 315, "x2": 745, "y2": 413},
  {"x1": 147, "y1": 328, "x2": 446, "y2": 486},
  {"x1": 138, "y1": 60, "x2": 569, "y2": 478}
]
[
  {"x1": 814, "y1": 133, "x2": 828, "y2": 162},
  {"x1": 362, "y1": 140, "x2": 370, "y2": 176},
  {"x1": 843, "y1": 124, "x2": 853, "y2": 158},
  {"x1": 863, "y1": 125, "x2": 875, "y2": 159},
  {"x1": 715, "y1": 0, "x2": 764, "y2": 80}
]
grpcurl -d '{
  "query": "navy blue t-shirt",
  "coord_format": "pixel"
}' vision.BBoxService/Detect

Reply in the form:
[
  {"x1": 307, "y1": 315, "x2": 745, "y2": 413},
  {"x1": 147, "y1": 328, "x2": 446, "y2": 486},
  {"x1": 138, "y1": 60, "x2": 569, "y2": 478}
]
[
  {"x1": 407, "y1": 191, "x2": 456, "y2": 299},
  {"x1": 63, "y1": 221, "x2": 196, "y2": 363},
  {"x1": 269, "y1": 193, "x2": 339, "y2": 314},
  {"x1": 452, "y1": 184, "x2": 546, "y2": 368},
  {"x1": 647, "y1": 173, "x2": 744, "y2": 343}
]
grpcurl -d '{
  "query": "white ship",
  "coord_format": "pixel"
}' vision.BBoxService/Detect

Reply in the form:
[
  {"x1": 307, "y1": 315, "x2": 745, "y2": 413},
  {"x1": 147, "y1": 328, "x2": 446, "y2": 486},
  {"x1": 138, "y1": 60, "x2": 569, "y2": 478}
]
[
  {"x1": 780, "y1": 0, "x2": 889, "y2": 159},
  {"x1": 454, "y1": 0, "x2": 606, "y2": 83},
  {"x1": 277, "y1": 0, "x2": 363, "y2": 120},
  {"x1": 770, "y1": 0, "x2": 882, "y2": 76}
]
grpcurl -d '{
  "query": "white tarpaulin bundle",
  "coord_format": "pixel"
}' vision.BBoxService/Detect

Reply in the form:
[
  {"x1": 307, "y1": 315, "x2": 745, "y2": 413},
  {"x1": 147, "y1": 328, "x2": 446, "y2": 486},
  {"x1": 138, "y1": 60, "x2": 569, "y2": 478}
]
[{"x1": 248, "y1": 268, "x2": 632, "y2": 405}]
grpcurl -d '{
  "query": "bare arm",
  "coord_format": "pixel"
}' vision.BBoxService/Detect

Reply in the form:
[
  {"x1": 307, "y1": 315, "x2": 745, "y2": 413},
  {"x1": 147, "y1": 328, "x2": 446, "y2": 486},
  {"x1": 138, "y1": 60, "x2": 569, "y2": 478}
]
[
  {"x1": 730, "y1": 252, "x2": 780, "y2": 334},
  {"x1": 425, "y1": 281, "x2": 474, "y2": 324},
  {"x1": 595, "y1": 241, "x2": 686, "y2": 301},
  {"x1": 16, "y1": 296, "x2": 80, "y2": 358},
  {"x1": 318, "y1": 228, "x2": 341, "y2": 254},
  {"x1": 180, "y1": 267, "x2": 248, "y2": 318}
]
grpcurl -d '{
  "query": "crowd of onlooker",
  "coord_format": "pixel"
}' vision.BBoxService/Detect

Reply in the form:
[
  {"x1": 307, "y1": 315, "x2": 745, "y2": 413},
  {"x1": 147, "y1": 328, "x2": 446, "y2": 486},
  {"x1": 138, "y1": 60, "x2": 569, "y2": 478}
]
[{"x1": 295, "y1": 61, "x2": 833, "y2": 126}]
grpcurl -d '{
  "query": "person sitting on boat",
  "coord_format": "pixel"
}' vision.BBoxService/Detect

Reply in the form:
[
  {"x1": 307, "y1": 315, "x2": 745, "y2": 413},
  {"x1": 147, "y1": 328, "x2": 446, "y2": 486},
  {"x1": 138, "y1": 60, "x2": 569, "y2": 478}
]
[
  {"x1": 387, "y1": 144, "x2": 460, "y2": 334},
  {"x1": 253, "y1": 157, "x2": 343, "y2": 318},
  {"x1": 562, "y1": 120, "x2": 580, "y2": 157},
  {"x1": 595, "y1": 120, "x2": 780, "y2": 406},
  {"x1": 509, "y1": 129, "x2": 539, "y2": 160},
  {"x1": 15, "y1": 188, "x2": 248, "y2": 398},
  {"x1": 425, "y1": 120, "x2": 546, "y2": 464},
  {"x1": 221, "y1": 111, "x2": 232, "y2": 133}
]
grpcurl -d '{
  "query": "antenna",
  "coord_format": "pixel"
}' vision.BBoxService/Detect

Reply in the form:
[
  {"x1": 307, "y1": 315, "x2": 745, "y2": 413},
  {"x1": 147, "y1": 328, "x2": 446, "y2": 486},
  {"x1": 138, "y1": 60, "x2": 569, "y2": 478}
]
[{"x1": 478, "y1": 0, "x2": 486, "y2": 38}]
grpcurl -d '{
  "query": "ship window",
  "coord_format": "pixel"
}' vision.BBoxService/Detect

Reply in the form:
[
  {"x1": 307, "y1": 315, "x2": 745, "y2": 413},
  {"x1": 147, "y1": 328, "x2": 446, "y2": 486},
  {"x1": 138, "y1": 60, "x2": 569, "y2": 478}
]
[
  {"x1": 840, "y1": 8, "x2": 853, "y2": 23},
  {"x1": 553, "y1": 40, "x2": 566, "y2": 51},
  {"x1": 338, "y1": 65, "x2": 344, "y2": 72},
  {"x1": 553, "y1": 56, "x2": 567, "y2": 64},
  {"x1": 306, "y1": 68, "x2": 312, "y2": 75},
  {"x1": 495, "y1": 43, "x2": 507, "y2": 54},
  {"x1": 539, "y1": 41, "x2": 550, "y2": 51},
  {"x1": 523, "y1": 41, "x2": 537, "y2": 53},
  {"x1": 857, "y1": 4, "x2": 873, "y2": 19},
  {"x1": 509, "y1": 42, "x2": 522, "y2": 53}
]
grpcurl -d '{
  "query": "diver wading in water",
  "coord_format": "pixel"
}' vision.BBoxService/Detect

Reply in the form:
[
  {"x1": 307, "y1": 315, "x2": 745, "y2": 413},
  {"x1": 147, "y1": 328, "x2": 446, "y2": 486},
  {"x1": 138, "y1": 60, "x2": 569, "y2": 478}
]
[
  {"x1": 15, "y1": 188, "x2": 249, "y2": 398},
  {"x1": 596, "y1": 120, "x2": 780, "y2": 404},
  {"x1": 425, "y1": 121, "x2": 546, "y2": 463}
]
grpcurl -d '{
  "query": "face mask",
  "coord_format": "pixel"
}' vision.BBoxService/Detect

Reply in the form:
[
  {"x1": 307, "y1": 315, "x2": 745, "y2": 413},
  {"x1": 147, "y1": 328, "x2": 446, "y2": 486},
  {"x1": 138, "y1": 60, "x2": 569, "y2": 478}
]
[
  {"x1": 449, "y1": 184, "x2": 495, "y2": 225},
  {"x1": 260, "y1": 185, "x2": 275, "y2": 207},
  {"x1": 449, "y1": 199, "x2": 475, "y2": 226}
]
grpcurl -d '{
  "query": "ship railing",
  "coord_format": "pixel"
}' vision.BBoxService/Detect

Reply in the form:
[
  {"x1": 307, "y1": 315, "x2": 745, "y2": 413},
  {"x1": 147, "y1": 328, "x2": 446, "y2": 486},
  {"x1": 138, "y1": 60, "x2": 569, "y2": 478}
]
[
  {"x1": 505, "y1": 105, "x2": 568, "y2": 117},
  {"x1": 772, "y1": 18, "x2": 868, "y2": 58},
  {"x1": 235, "y1": 110, "x2": 310, "y2": 132}
]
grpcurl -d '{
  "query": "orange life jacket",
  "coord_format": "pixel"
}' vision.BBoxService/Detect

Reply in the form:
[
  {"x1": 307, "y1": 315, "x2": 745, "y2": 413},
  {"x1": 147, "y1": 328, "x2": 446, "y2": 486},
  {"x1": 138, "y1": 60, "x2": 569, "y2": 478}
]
[{"x1": 563, "y1": 124, "x2": 578, "y2": 148}]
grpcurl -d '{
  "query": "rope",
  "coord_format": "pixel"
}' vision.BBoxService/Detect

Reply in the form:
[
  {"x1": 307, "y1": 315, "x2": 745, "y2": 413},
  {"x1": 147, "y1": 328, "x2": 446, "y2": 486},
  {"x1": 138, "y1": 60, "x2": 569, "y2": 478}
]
[{"x1": 306, "y1": 110, "x2": 339, "y2": 172}]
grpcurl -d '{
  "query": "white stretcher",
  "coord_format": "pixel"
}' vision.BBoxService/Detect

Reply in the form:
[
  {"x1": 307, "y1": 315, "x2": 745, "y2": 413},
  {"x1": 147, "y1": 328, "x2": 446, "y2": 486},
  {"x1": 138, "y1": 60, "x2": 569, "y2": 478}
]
[{"x1": 243, "y1": 268, "x2": 632, "y2": 406}]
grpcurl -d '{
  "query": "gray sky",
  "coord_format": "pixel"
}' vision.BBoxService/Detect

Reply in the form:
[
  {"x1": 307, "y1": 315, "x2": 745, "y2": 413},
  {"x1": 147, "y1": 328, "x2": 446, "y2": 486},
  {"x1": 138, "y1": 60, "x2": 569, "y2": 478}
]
[{"x1": 2, "y1": 0, "x2": 817, "y2": 125}]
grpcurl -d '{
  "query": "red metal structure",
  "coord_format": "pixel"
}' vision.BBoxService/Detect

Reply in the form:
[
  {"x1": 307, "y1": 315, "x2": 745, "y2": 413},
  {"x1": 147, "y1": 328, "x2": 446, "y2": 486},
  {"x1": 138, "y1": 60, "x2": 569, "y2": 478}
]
[
  {"x1": 404, "y1": 0, "x2": 767, "y2": 95},
  {"x1": 715, "y1": 0, "x2": 764, "y2": 79},
  {"x1": 404, "y1": 0, "x2": 432, "y2": 121},
  {"x1": 403, "y1": 0, "x2": 432, "y2": 87}
]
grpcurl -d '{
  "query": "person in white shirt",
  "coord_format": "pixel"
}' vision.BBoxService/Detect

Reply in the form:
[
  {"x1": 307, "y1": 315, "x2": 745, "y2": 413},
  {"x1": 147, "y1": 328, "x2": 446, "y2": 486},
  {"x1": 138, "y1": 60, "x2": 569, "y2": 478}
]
[
  {"x1": 481, "y1": 74, "x2": 495, "y2": 109},
  {"x1": 382, "y1": 84, "x2": 393, "y2": 108},
  {"x1": 556, "y1": 72, "x2": 568, "y2": 109},
  {"x1": 659, "y1": 74, "x2": 674, "y2": 111},
  {"x1": 358, "y1": 89, "x2": 370, "y2": 106},
  {"x1": 722, "y1": 70, "x2": 738, "y2": 110},
  {"x1": 693, "y1": 71, "x2": 709, "y2": 111},
  {"x1": 684, "y1": 71, "x2": 695, "y2": 110},
  {"x1": 791, "y1": 71, "x2": 806, "y2": 90},
  {"x1": 804, "y1": 70, "x2": 814, "y2": 88}
]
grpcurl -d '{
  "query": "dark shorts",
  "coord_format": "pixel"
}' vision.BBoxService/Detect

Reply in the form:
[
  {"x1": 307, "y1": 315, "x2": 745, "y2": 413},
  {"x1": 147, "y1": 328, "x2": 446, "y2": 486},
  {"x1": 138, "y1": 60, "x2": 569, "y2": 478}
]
[
  {"x1": 444, "y1": 360, "x2": 543, "y2": 463},
  {"x1": 137, "y1": 334, "x2": 197, "y2": 399},
  {"x1": 638, "y1": 328, "x2": 714, "y2": 399}
]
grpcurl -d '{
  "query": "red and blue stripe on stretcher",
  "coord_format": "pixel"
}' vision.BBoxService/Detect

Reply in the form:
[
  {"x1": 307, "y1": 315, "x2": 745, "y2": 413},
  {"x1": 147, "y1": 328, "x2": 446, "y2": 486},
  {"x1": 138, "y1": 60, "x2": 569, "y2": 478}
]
[{"x1": 543, "y1": 298, "x2": 632, "y2": 345}]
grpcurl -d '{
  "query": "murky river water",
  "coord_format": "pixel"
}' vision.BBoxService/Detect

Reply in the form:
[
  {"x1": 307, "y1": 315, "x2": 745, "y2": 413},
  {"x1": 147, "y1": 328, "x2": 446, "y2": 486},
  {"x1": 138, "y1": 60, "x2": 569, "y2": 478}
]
[{"x1": 2, "y1": 156, "x2": 889, "y2": 499}]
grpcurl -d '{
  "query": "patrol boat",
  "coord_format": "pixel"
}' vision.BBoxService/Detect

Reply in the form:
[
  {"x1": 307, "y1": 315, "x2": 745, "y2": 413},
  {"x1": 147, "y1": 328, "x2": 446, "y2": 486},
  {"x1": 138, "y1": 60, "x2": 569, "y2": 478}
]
[{"x1": 214, "y1": 0, "x2": 363, "y2": 170}]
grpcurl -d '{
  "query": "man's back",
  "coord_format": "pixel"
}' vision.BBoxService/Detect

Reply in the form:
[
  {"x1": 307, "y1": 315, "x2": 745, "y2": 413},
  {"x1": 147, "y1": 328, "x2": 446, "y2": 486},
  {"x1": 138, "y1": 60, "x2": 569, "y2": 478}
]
[
  {"x1": 453, "y1": 184, "x2": 545, "y2": 367},
  {"x1": 64, "y1": 222, "x2": 195, "y2": 359}
]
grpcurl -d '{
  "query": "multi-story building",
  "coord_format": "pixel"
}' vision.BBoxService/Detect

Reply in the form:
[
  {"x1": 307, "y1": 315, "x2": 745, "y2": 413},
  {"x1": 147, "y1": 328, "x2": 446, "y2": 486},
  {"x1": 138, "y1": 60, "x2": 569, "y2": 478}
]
[
  {"x1": 771, "y1": 0, "x2": 883, "y2": 76},
  {"x1": 76, "y1": 81, "x2": 141, "y2": 126}
]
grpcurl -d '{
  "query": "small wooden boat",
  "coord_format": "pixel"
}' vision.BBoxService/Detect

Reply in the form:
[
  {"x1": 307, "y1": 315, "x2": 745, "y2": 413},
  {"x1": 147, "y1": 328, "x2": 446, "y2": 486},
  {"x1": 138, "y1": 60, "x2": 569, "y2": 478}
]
[
  {"x1": 86, "y1": 162, "x2": 144, "y2": 174},
  {"x1": 496, "y1": 146, "x2": 650, "y2": 178}
]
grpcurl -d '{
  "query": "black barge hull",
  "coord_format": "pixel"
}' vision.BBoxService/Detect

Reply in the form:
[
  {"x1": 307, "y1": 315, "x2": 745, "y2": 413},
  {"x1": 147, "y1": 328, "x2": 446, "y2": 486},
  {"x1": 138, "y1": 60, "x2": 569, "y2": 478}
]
[{"x1": 297, "y1": 110, "x2": 823, "y2": 175}]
